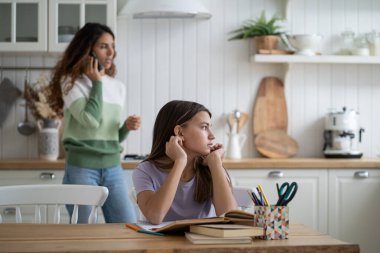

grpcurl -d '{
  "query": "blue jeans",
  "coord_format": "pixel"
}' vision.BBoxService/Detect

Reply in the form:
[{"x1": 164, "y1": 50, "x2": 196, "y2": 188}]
[{"x1": 62, "y1": 163, "x2": 137, "y2": 224}]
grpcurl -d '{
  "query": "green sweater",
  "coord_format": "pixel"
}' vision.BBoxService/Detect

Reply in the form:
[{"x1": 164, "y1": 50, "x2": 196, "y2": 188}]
[{"x1": 62, "y1": 75, "x2": 129, "y2": 169}]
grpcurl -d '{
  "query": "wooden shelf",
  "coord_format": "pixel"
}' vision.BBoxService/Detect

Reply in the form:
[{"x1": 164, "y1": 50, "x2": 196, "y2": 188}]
[
  {"x1": 251, "y1": 54, "x2": 380, "y2": 64},
  {"x1": 0, "y1": 158, "x2": 379, "y2": 170}
]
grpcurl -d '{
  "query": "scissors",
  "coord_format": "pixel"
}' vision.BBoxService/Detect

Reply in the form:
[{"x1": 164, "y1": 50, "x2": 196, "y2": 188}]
[{"x1": 276, "y1": 182, "x2": 298, "y2": 206}]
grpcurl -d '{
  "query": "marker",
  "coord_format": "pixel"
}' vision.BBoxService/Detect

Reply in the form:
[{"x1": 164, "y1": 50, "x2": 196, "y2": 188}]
[{"x1": 125, "y1": 223, "x2": 165, "y2": 236}]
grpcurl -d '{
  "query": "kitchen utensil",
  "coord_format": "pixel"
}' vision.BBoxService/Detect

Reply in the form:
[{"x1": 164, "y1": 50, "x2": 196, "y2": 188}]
[
  {"x1": 287, "y1": 34, "x2": 322, "y2": 56},
  {"x1": 233, "y1": 109, "x2": 240, "y2": 133},
  {"x1": 255, "y1": 129, "x2": 298, "y2": 158},
  {"x1": 17, "y1": 75, "x2": 37, "y2": 136},
  {"x1": 0, "y1": 77, "x2": 22, "y2": 127},
  {"x1": 227, "y1": 113, "x2": 235, "y2": 132},
  {"x1": 253, "y1": 77, "x2": 288, "y2": 136},
  {"x1": 237, "y1": 112, "x2": 248, "y2": 133}
]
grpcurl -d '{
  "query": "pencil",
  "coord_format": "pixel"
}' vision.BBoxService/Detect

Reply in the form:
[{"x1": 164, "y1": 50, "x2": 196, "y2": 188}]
[{"x1": 125, "y1": 223, "x2": 165, "y2": 236}]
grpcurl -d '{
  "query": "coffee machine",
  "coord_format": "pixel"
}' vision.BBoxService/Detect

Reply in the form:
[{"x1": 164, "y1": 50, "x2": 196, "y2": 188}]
[{"x1": 323, "y1": 107, "x2": 365, "y2": 158}]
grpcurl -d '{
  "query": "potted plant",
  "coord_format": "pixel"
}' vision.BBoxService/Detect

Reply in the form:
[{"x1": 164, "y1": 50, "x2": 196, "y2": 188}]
[{"x1": 229, "y1": 11, "x2": 286, "y2": 53}]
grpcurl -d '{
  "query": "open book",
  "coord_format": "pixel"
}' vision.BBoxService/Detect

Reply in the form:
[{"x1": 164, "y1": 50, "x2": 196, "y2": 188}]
[{"x1": 137, "y1": 209, "x2": 255, "y2": 233}]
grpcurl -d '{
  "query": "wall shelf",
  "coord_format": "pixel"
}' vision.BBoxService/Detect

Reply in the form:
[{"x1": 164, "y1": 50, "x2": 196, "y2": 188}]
[{"x1": 251, "y1": 54, "x2": 380, "y2": 64}]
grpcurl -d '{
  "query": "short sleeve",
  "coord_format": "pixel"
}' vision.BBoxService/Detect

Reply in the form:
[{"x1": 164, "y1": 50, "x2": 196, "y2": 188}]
[{"x1": 132, "y1": 163, "x2": 156, "y2": 194}]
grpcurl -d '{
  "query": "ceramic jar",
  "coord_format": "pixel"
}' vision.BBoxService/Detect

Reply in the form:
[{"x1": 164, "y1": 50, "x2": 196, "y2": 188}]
[{"x1": 37, "y1": 118, "x2": 61, "y2": 161}]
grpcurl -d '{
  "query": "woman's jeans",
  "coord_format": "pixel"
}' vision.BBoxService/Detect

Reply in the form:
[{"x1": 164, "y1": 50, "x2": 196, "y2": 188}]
[{"x1": 63, "y1": 163, "x2": 137, "y2": 224}]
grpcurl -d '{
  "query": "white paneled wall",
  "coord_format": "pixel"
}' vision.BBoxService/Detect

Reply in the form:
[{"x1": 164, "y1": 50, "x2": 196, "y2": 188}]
[{"x1": 1, "y1": 0, "x2": 380, "y2": 159}]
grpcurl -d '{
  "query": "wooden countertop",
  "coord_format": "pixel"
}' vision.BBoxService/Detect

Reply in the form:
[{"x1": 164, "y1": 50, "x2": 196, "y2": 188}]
[
  {"x1": 0, "y1": 158, "x2": 379, "y2": 170},
  {"x1": 0, "y1": 223, "x2": 359, "y2": 253}
]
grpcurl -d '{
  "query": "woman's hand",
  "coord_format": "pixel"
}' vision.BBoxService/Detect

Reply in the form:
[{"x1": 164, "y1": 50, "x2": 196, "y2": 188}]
[
  {"x1": 203, "y1": 143, "x2": 224, "y2": 167},
  {"x1": 166, "y1": 136, "x2": 187, "y2": 165},
  {"x1": 125, "y1": 115, "x2": 141, "y2": 130},
  {"x1": 85, "y1": 56, "x2": 102, "y2": 81}
]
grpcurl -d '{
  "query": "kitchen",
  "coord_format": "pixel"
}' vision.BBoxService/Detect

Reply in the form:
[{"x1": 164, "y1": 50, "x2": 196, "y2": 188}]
[{"x1": 0, "y1": 0, "x2": 379, "y2": 252}]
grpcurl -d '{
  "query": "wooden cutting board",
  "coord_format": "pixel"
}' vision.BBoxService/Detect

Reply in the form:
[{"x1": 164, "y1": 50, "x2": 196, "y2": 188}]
[
  {"x1": 253, "y1": 77, "x2": 288, "y2": 135},
  {"x1": 255, "y1": 129, "x2": 298, "y2": 158}
]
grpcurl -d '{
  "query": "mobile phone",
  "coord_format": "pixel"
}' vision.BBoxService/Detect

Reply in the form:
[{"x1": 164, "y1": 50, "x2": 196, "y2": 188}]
[{"x1": 90, "y1": 51, "x2": 104, "y2": 71}]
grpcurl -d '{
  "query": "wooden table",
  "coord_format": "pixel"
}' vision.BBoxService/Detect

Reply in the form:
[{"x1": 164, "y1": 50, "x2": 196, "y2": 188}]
[{"x1": 0, "y1": 223, "x2": 359, "y2": 253}]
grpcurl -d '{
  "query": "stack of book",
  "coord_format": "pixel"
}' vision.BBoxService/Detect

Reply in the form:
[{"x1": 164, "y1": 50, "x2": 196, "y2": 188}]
[{"x1": 186, "y1": 223, "x2": 263, "y2": 244}]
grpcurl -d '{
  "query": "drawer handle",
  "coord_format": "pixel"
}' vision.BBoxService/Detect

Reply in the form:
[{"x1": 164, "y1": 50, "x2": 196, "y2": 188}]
[
  {"x1": 40, "y1": 172, "x2": 55, "y2": 180},
  {"x1": 354, "y1": 171, "x2": 369, "y2": 178},
  {"x1": 3, "y1": 207, "x2": 16, "y2": 215},
  {"x1": 268, "y1": 171, "x2": 283, "y2": 178}
]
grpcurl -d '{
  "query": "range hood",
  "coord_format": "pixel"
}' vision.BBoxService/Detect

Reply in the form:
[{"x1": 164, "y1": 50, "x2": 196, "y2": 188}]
[{"x1": 118, "y1": 0, "x2": 211, "y2": 19}]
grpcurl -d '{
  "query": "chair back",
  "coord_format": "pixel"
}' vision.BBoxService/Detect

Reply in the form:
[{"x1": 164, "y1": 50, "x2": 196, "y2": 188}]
[
  {"x1": 128, "y1": 186, "x2": 147, "y2": 221},
  {"x1": 0, "y1": 184, "x2": 109, "y2": 224}
]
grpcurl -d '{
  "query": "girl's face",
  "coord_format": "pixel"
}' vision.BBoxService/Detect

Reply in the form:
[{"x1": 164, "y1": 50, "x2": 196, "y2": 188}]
[
  {"x1": 180, "y1": 111, "x2": 215, "y2": 156},
  {"x1": 92, "y1": 32, "x2": 115, "y2": 70}
]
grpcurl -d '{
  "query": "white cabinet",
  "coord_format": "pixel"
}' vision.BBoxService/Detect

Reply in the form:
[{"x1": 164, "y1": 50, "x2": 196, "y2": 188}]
[
  {"x1": 227, "y1": 169, "x2": 328, "y2": 233},
  {"x1": 0, "y1": 0, "x2": 116, "y2": 52},
  {"x1": 0, "y1": 170, "x2": 63, "y2": 223},
  {"x1": 48, "y1": 0, "x2": 116, "y2": 52},
  {"x1": 329, "y1": 169, "x2": 380, "y2": 253},
  {"x1": 0, "y1": 0, "x2": 47, "y2": 51}
]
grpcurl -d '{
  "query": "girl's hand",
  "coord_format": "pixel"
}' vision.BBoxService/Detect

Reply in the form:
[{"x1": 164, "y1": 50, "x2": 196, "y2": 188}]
[
  {"x1": 85, "y1": 56, "x2": 102, "y2": 81},
  {"x1": 166, "y1": 136, "x2": 187, "y2": 165},
  {"x1": 203, "y1": 143, "x2": 224, "y2": 167},
  {"x1": 125, "y1": 115, "x2": 141, "y2": 130}
]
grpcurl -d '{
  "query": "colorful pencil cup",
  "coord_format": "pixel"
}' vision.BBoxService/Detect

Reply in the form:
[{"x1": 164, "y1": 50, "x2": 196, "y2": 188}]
[{"x1": 254, "y1": 205, "x2": 289, "y2": 240}]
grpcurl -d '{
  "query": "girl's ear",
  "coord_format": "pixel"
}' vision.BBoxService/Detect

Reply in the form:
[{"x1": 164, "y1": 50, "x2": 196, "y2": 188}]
[{"x1": 174, "y1": 125, "x2": 182, "y2": 136}]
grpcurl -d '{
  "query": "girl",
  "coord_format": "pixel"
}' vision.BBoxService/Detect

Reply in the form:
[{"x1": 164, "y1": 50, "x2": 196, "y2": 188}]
[
  {"x1": 132, "y1": 100, "x2": 237, "y2": 224},
  {"x1": 47, "y1": 23, "x2": 140, "y2": 223}
]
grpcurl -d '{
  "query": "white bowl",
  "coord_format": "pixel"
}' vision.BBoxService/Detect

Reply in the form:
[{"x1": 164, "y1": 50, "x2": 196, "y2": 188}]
[
  {"x1": 58, "y1": 34, "x2": 74, "y2": 43},
  {"x1": 288, "y1": 34, "x2": 322, "y2": 56}
]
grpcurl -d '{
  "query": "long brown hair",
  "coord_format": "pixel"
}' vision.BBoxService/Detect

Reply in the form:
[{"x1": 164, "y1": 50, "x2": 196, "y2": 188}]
[
  {"x1": 147, "y1": 100, "x2": 214, "y2": 203},
  {"x1": 47, "y1": 23, "x2": 116, "y2": 117}
]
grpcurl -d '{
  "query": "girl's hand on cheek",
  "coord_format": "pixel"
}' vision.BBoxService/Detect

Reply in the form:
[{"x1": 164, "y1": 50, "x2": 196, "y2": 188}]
[
  {"x1": 203, "y1": 143, "x2": 224, "y2": 166},
  {"x1": 166, "y1": 136, "x2": 187, "y2": 165}
]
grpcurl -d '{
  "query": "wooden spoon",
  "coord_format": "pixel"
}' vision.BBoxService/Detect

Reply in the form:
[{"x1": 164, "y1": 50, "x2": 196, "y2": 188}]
[{"x1": 237, "y1": 112, "x2": 248, "y2": 133}]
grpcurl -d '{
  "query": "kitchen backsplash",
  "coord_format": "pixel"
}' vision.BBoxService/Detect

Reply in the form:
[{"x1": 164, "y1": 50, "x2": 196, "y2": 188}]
[{"x1": 0, "y1": 0, "x2": 379, "y2": 159}]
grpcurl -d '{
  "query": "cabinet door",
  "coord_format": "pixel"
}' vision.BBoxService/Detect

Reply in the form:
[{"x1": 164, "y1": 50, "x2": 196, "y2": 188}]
[
  {"x1": 48, "y1": 0, "x2": 116, "y2": 52},
  {"x1": 0, "y1": 0, "x2": 47, "y2": 52},
  {"x1": 0, "y1": 170, "x2": 63, "y2": 223},
  {"x1": 329, "y1": 169, "x2": 380, "y2": 253},
  {"x1": 228, "y1": 169, "x2": 328, "y2": 233}
]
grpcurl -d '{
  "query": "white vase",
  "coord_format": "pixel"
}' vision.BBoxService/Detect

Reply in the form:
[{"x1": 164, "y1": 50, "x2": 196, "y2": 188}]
[{"x1": 37, "y1": 119, "x2": 61, "y2": 161}]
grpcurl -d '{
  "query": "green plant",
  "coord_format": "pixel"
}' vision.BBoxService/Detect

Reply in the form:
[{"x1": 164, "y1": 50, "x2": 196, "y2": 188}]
[{"x1": 228, "y1": 11, "x2": 285, "y2": 40}]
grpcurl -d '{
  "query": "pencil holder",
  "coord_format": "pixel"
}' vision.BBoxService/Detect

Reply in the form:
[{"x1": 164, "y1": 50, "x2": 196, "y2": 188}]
[{"x1": 254, "y1": 205, "x2": 289, "y2": 240}]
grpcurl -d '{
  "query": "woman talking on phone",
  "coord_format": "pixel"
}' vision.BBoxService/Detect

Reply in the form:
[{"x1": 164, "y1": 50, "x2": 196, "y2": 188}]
[
  {"x1": 132, "y1": 100, "x2": 237, "y2": 225},
  {"x1": 47, "y1": 23, "x2": 140, "y2": 223}
]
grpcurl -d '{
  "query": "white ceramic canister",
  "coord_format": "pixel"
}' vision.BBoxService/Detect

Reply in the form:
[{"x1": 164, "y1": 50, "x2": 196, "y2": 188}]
[
  {"x1": 37, "y1": 119, "x2": 61, "y2": 161},
  {"x1": 226, "y1": 133, "x2": 246, "y2": 159}
]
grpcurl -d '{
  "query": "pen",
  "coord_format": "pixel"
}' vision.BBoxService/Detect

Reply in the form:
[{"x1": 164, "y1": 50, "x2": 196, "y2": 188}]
[
  {"x1": 125, "y1": 223, "x2": 165, "y2": 236},
  {"x1": 258, "y1": 185, "x2": 270, "y2": 206}
]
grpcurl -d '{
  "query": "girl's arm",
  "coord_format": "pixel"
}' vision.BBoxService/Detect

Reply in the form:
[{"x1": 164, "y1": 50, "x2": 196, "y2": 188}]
[
  {"x1": 136, "y1": 136, "x2": 187, "y2": 225},
  {"x1": 204, "y1": 144, "x2": 237, "y2": 215}
]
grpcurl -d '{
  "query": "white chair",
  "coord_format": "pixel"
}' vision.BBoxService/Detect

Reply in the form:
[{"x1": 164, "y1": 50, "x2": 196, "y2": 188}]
[{"x1": 0, "y1": 184, "x2": 109, "y2": 224}]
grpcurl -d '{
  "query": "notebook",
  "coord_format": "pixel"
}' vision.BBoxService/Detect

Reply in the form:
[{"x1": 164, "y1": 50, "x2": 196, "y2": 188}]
[
  {"x1": 189, "y1": 224, "x2": 264, "y2": 238},
  {"x1": 185, "y1": 232, "x2": 252, "y2": 244}
]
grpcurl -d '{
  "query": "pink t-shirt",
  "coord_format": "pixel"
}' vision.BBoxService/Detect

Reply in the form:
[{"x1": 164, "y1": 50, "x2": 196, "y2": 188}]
[{"x1": 132, "y1": 161, "x2": 216, "y2": 222}]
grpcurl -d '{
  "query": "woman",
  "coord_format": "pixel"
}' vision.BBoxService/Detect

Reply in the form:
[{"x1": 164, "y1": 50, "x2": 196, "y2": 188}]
[
  {"x1": 132, "y1": 100, "x2": 237, "y2": 225},
  {"x1": 47, "y1": 23, "x2": 139, "y2": 223}
]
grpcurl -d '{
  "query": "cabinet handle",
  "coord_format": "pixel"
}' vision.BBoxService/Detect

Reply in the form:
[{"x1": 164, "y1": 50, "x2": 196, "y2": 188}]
[
  {"x1": 3, "y1": 207, "x2": 16, "y2": 215},
  {"x1": 354, "y1": 171, "x2": 369, "y2": 178},
  {"x1": 268, "y1": 171, "x2": 284, "y2": 178},
  {"x1": 40, "y1": 172, "x2": 55, "y2": 180}
]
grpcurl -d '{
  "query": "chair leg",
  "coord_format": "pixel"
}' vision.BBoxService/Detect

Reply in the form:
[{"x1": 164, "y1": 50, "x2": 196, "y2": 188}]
[{"x1": 71, "y1": 205, "x2": 78, "y2": 224}]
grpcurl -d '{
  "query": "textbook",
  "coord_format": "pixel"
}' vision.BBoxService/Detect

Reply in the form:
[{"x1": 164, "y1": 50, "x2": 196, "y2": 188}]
[
  {"x1": 189, "y1": 224, "x2": 264, "y2": 238},
  {"x1": 185, "y1": 232, "x2": 252, "y2": 244},
  {"x1": 137, "y1": 209, "x2": 255, "y2": 233}
]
